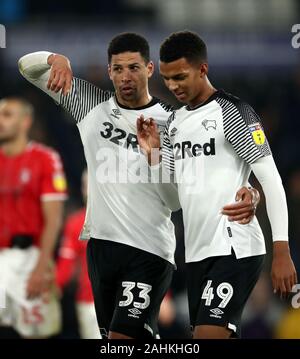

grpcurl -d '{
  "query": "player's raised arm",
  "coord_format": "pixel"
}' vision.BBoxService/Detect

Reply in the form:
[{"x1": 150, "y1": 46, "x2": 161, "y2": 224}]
[
  {"x1": 18, "y1": 52, "x2": 113, "y2": 123},
  {"x1": 18, "y1": 51, "x2": 64, "y2": 102},
  {"x1": 46, "y1": 53, "x2": 73, "y2": 95}
]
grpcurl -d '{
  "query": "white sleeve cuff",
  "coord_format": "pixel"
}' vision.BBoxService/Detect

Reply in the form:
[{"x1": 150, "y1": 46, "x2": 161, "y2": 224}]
[
  {"x1": 18, "y1": 51, "x2": 52, "y2": 77},
  {"x1": 18, "y1": 51, "x2": 61, "y2": 103},
  {"x1": 250, "y1": 156, "x2": 289, "y2": 242}
]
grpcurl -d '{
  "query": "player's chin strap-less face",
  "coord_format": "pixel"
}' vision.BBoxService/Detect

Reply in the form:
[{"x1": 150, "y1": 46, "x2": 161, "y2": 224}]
[
  {"x1": 108, "y1": 52, "x2": 154, "y2": 107},
  {"x1": 0, "y1": 101, "x2": 31, "y2": 141}
]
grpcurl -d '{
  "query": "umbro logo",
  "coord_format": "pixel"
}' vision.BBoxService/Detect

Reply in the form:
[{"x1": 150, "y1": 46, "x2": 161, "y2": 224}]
[
  {"x1": 170, "y1": 127, "x2": 178, "y2": 137},
  {"x1": 202, "y1": 119, "x2": 217, "y2": 131},
  {"x1": 209, "y1": 308, "x2": 224, "y2": 319},
  {"x1": 129, "y1": 308, "x2": 141, "y2": 315},
  {"x1": 128, "y1": 308, "x2": 142, "y2": 318},
  {"x1": 110, "y1": 108, "x2": 122, "y2": 119}
]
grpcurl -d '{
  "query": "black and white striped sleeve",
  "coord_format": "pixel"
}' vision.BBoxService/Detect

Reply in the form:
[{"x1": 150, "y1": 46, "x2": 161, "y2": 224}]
[
  {"x1": 161, "y1": 112, "x2": 176, "y2": 175},
  {"x1": 59, "y1": 78, "x2": 112, "y2": 123},
  {"x1": 216, "y1": 97, "x2": 271, "y2": 164},
  {"x1": 18, "y1": 51, "x2": 113, "y2": 124}
]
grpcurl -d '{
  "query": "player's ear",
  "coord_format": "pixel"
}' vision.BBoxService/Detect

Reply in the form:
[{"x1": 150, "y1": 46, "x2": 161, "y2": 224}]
[
  {"x1": 108, "y1": 64, "x2": 112, "y2": 80},
  {"x1": 147, "y1": 61, "x2": 154, "y2": 79},
  {"x1": 199, "y1": 63, "x2": 208, "y2": 77},
  {"x1": 22, "y1": 115, "x2": 32, "y2": 133}
]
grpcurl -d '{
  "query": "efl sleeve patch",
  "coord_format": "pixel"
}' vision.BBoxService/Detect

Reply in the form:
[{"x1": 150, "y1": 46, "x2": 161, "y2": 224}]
[
  {"x1": 248, "y1": 123, "x2": 266, "y2": 146},
  {"x1": 53, "y1": 173, "x2": 67, "y2": 192}
]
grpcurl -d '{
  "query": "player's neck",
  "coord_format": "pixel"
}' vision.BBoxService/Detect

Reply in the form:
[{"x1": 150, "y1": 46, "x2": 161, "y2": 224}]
[
  {"x1": 188, "y1": 80, "x2": 217, "y2": 109},
  {"x1": 1, "y1": 136, "x2": 28, "y2": 157},
  {"x1": 117, "y1": 90, "x2": 152, "y2": 109}
]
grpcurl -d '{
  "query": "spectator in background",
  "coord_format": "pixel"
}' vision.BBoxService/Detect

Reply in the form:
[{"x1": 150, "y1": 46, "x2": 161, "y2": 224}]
[
  {"x1": 56, "y1": 169, "x2": 99, "y2": 339},
  {"x1": 0, "y1": 97, "x2": 66, "y2": 338}
]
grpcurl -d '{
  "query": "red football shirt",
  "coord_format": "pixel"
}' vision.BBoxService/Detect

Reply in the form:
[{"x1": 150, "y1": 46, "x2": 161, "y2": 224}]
[
  {"x1": 0, "y1": 141, "x2": 67, "y2": 248},
  {"x1": 56, "y1": 208, "x2": 94, "y2": 303}
]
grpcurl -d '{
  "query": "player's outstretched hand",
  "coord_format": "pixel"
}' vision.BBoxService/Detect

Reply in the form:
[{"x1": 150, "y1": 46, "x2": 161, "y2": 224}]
[
  {"x1": 271, "y1": 241, "x2": 298, "y2": 298},
  {"x1": 221, "y1": 187, "x2": 260, "y2": 224},
  {"x1": 137, "y1": 115, "x2": 161, "y2": 165},
  {"x1": 47, "y1": 53, "x2": 73, "y2": 96}
]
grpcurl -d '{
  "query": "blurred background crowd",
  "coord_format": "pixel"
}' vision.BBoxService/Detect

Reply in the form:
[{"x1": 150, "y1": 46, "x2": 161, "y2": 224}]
[{"x1": 0, "y1": 0, "x2": 300, "y2": 339}]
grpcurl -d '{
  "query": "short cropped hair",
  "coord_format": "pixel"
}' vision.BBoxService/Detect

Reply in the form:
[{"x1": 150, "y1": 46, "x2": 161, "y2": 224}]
[
  {"x1": 0, "y1": 97, "x2": 34, "y2": 118},
  {"x1": 160, "y1": 30, "x2": 207, "y2": 65},
  {"x1": 108, "y1": 32, "x2": 150, "y2": 63}
]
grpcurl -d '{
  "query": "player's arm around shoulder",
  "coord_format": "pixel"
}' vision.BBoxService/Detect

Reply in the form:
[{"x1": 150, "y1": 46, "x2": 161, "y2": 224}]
[{"x1": 222, "y1": 186, "x2": 260, "y2": 224}]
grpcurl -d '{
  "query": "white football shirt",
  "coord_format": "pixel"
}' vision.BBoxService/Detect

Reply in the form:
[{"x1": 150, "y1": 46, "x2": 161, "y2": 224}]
[
  {"x1": 162, "y1": 90, "x2": 271, "y2": 263},
  {"x1": 19, "y1": 52, "x2": 177, "y2": 264}
]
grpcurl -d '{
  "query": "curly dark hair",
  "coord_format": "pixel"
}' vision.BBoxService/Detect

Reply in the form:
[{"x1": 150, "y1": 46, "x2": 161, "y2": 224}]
[
  {"x1": 108, "y1": 32, "x2": 150, "y2": 64},
  {"x1": 160, "y1": 30, "x2": 207, "y2": 65}
]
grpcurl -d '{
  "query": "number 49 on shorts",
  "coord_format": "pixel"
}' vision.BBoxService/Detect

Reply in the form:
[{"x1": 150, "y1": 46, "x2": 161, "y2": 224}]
[{"x1": 201, "y1": 280, "x2": 233, "y2": 308}]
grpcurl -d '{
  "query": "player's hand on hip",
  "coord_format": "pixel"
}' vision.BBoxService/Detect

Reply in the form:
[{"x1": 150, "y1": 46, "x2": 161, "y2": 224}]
[
  {"x1": 137, "y1": 115, "x2": 161, "y2": 165},
  {"x1": 47, "y1": 53, "x2": 73, "y2": 96},
  {"x1": 271, "y1": 241, "x2": 298, "y2": 298},
  {"x1": 26, "y1": 262, "x2": 54, "y2": 300},
  {"x1": 221, "y1": 186, "x2": 259, "y2": 224}
]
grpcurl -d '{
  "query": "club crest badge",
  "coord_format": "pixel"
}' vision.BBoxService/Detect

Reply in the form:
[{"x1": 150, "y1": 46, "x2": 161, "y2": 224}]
[{"x1": 202, "y1": 119, "x2": 217, "y2": 131}]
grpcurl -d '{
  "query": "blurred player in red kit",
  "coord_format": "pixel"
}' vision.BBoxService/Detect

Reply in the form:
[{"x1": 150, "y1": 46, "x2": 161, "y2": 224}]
[
  {"x1": 0, "y1": 97, "x2": 67, "y2": 338},
  {"x1": 56, "y1": 169, "x2": 99, "y2": 339}
]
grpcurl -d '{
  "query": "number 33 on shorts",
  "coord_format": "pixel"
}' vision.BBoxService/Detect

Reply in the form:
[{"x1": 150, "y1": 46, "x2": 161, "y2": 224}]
[
  {"x1": 201, "y1": 280, "x2": 233, "y2": 308},
  {"x1": 119, "y1": 281, "x2": 152, "y2": 310}
]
